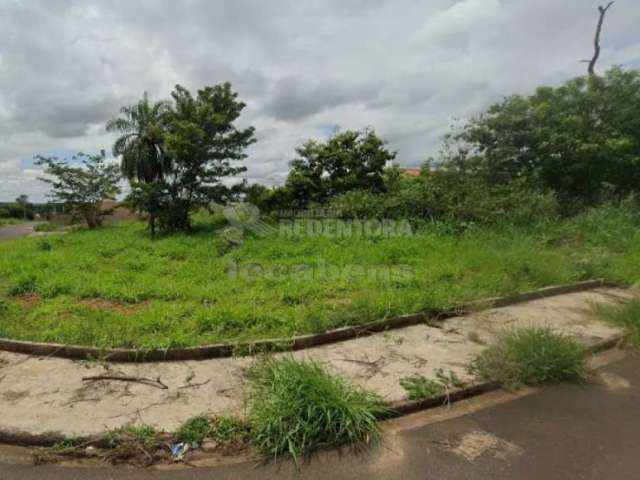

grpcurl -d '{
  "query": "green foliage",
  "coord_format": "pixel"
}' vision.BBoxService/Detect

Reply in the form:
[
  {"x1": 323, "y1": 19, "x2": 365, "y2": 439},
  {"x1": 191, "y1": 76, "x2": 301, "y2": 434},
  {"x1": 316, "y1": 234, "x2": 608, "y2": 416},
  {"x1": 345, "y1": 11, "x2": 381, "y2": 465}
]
[
  {"x1": 285, "y1": 128, "x2": 395, "y2": 207},
  {"x1": 594, "y1": 300, "x2": 640, "y2": 348},
  {"x1": 105, "y1": 424, "x2": 160, "y2": 451},
  {"x1": 453, "y1": 68, "x2": 640, "y2": 210},
  {"x1": 33, "y1": 222, "x2": 60, "y2": 232},
  {"x1": 34, "y1": 151, "x2": 121, "y2": 228},
  {"x1": 328, "y1": 172, "x2": 559, "y2": 226},
  {"x1": 107, "y1": 92, "x2": 173, "y2": 184},
  {"x1": 110, "y1": 84, "x2": 255, "y2": 235},
  {"x1": 175, "y1": 415, "x2": 213, "y2": 444},
  {"x1": 400, "y1": 369, "x2": 465, "y2": 401},
  {"x1": 208, "y1": 415, "x2": 251, "y2": 448},
  {"x1": 470, "y1": 327, "x2": 589, "y2": 389},
  {"x1": 0, "y1": 204, "x2": 638, "y2": 348},
  {"x1": 247, "y1": 357, "x2": 385, "y2": 461}
]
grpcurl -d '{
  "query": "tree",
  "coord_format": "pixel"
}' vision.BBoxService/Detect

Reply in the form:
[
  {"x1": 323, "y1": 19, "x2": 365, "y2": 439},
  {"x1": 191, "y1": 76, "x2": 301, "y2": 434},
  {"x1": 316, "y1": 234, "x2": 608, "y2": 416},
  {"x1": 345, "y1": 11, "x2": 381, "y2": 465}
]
[
  {"x1": 106, "y1": 92, "x2": 172, "y2": 183},
  {"x1": 450, "y1": 67, "x2": 640, "y2": 211},
  {"x1": 286, "y1": 128, "x2": 396, "y2": 206},
  {"x1": 107, "y1": 93, "x2": 172, "y2": 235},
  {"x1": 35, "y1": 151, "x2": 121, "y2": 228},
  {"x1": 157, "y1": 83, "x2": 256, "y2": 231},
  {"x1": 112, "y1": 84, "x2": 256, "y2": 234},
  {"x1": 15, "y1": 195, "x2": 30, "y2": 220}
]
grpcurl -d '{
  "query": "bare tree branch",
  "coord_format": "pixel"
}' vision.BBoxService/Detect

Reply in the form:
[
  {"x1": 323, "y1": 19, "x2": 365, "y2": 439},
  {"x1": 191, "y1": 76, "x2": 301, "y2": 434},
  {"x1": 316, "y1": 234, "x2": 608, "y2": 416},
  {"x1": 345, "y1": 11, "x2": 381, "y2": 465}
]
[{"x1": 586, "y1": 2, "x2": 615, "y2": 76}]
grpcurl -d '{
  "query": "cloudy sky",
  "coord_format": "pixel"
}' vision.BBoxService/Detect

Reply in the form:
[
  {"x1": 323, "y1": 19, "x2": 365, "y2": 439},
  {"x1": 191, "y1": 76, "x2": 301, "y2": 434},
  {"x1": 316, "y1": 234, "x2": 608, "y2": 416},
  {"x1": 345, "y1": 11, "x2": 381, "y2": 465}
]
[{"x1": 1, "y1": 0, "x2": 639, "y2": 202}]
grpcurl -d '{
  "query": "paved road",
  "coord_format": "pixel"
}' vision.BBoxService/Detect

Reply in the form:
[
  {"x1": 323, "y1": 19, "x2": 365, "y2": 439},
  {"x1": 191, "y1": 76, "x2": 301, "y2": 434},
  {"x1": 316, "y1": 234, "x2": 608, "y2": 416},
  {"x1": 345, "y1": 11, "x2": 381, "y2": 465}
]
[
  {"x1": 0, "y1": 223, "x2": 35, "y2": 242},
  {"x1": 1, "y1": 351, "x2": 639, "y2": 479}
]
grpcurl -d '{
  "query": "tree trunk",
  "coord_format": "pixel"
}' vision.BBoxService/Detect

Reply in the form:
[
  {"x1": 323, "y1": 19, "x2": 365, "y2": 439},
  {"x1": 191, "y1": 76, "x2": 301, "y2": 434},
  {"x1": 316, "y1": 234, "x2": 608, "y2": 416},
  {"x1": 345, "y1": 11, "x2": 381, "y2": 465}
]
[{"x1": 585, "y1": 2, "x2": 614, "y2": 76}]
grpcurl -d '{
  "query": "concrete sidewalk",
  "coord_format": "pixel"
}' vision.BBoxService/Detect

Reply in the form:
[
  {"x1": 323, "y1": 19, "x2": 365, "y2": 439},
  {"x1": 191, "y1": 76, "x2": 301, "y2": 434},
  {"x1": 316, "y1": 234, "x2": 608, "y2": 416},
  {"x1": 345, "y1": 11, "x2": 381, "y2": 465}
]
[
  {"x1": 0, "y1": 287, "x2": 636, "y2": 439},
  {"x1": 1, "y1": 349, "x2": 639, "y2": 479}
]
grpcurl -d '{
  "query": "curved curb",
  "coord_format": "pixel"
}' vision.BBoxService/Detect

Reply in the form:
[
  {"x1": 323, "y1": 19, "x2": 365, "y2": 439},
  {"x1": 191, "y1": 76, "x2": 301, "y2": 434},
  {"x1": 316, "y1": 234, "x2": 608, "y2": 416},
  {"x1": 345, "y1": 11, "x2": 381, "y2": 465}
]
[
  {"x1": 0, "y1": 334, "x2": 626, "y2": 448},
  {"x1": 0, "y1": 279, "x2": 617, "y2": 363}
]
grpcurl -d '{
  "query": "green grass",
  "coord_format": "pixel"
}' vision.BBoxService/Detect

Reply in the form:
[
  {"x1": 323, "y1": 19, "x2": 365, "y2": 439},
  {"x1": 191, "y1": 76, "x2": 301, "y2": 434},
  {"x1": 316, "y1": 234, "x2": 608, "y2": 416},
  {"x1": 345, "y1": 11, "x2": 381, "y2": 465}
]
[
  {"x1": 247, "y1": 357, "x2": 385, "y2": 462},
  {"x1": 174, "y1": 414, "x2": 249, "y2": 447},
  {"x1": 470, "y1": 327, "x2": 589, "y2": 389},
  {"x1": 0, "y1": 218, "x2": 20, "y2": 227},
  {"x1": 400, "y1": 369, "x2": 465, "y2": 401},
  {"x1": 0, "y1": 205, "x2": 638, "y2": 348},
  {"x1": 33, "y1": 222, "x2": 61, "y2": 232},
  {"x1": 175, "y1": 415, "x2": 213, "y2": 444},
  {"x1": 594, "y1": 299, "x2": 640, "y2": 348}
]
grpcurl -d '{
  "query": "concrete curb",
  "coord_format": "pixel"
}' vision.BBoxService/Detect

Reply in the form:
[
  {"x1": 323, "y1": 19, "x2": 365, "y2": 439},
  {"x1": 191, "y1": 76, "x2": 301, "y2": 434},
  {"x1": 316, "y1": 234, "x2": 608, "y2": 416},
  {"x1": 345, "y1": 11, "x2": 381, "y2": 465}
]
[
  {"x1": 0, "y1": 279, "x2": 616, "y2": 363},
  {"x1": 382, "y1": 333, "x2": 626, "y2": 419},
  {"x1": 0, "y1": 334, "x2": 627, "y2": 448}
]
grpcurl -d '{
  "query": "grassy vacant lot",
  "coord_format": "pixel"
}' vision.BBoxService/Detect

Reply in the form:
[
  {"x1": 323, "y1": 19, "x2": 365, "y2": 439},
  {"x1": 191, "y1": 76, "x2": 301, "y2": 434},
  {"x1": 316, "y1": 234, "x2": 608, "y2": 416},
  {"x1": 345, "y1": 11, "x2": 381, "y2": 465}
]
[{"x1": 0, "y1": 205, "x2": 638, "y2": 349}]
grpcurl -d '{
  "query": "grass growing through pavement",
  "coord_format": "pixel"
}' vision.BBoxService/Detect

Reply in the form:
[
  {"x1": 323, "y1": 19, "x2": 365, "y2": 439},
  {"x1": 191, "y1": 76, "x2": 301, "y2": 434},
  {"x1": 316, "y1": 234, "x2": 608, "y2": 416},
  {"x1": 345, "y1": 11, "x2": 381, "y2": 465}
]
[
  {"x1": 594, "y1": 300, "x2": 640, "y2": 348},
  {"x1": 0, "y1": 205, "x2": 638, "y2": 348},
  {"x1": 400, "y1": 368, "x2": 465, "y2": 401},
  {"x1": 174, "y1": 414, "x2": 249, "y2": 448},
  {"x1": 470, "y1": 327, "x2": 589, "y2": 389},
  {"x1": 247, "y1": 357, "x2": 385, "y2": 462}
]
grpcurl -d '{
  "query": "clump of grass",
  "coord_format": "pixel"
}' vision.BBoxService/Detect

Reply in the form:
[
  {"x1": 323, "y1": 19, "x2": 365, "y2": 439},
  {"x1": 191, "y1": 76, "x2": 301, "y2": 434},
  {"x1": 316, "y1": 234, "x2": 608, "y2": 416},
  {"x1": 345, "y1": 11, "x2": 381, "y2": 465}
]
[
  {"x1": 400, "y1": 368, "x2": 465, "y2": 401},
  {"x1": 209, "y1": 415, "x2": 250, "y2": 449},
  {"x1": 34, "y1": 222, "x2": 60, "y2": 232},
  {"x1": 247, "y1": 357, "x2": 385, "y2": 462},
  {"x1": 102, "y1": 424, "x2": 163, "y2": 466},
  {"x1": 174, "y1": 414, "x2": 249, "y2": 448},
  {"x1": 595, "y1": 300, "x2": 640, "y2": 348},
  {"x1": 470, "y1": 327, "x2": 589, "y2": 389},
  {"x1": 175, "y1": 415, "x2": 212, "y2": 444}
]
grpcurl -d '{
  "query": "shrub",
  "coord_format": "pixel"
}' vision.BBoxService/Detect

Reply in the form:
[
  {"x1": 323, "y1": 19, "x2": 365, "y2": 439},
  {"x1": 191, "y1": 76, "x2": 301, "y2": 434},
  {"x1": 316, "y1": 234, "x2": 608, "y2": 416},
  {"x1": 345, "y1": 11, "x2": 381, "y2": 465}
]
[
  {"x1": 470, "y1": 327, "x2": 589, "y2": 389},
  {"x1": 327, "y1": 190, "x2": 383, "y2": 219},
  {"x1": 247, "y1": 357, "x2": 385, "y2": 462}
]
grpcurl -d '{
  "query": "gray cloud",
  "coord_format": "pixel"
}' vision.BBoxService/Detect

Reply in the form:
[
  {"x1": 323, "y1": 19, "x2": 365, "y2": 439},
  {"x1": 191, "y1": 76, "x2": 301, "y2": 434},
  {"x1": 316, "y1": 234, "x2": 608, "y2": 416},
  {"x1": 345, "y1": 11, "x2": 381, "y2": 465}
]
[{"x1": 0, "y1": 0, "x2": 639, "y2": 201}]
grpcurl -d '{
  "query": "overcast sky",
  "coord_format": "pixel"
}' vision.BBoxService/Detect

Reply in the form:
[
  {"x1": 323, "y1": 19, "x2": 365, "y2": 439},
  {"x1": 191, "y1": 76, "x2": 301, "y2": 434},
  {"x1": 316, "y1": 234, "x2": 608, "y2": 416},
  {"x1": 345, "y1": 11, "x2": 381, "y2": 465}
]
[{"x1": 1, "y1": 0, "x2": 639, "y2": 202}]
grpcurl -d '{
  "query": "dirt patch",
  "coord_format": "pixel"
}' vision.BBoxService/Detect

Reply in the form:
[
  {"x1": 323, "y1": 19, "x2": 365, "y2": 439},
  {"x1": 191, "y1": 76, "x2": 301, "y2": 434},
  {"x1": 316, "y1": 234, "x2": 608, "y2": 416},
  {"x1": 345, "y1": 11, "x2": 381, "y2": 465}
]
[
  {"x1": 78, "y1": 298, "x2": 146, "y2": 314},
  {"x1": 16, "y1": 293, "x2": 40, "y2": 307},
  {"x1": 452, "y1": 430, "x2": 523, "y2": 462}
]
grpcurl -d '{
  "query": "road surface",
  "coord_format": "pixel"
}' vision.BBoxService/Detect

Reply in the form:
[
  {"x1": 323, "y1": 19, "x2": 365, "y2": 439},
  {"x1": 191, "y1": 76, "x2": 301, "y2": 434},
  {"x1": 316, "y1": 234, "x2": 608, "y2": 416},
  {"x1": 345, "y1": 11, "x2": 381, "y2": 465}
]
[{"x1": 0, "y1": 223, "x2": 35, "y2": 242}]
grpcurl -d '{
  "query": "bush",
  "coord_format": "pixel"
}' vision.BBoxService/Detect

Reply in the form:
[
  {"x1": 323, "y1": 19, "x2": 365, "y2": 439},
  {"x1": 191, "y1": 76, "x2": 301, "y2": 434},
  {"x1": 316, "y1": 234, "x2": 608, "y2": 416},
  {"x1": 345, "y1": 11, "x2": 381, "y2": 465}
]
[
  {"x1": 247, "y1": 357, "x2": 385, "y2": 462},
  {"x1": 470, "y1": 327, "x2": 589, "y2": 389},
  {"x1": 327, "y1": 190, "x2": 383, "y2": 218}
]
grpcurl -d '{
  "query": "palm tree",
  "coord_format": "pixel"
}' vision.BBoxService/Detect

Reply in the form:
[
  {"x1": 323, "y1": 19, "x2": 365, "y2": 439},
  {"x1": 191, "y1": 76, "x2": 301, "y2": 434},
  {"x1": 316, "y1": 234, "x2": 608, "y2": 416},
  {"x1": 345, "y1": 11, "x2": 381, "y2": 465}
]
[
  {"x1": 106, "y1": 92, "x2": 172, "y2": 184},
  {"x1": 107, "y1": 93, "x2": 173, "y2": 236}
]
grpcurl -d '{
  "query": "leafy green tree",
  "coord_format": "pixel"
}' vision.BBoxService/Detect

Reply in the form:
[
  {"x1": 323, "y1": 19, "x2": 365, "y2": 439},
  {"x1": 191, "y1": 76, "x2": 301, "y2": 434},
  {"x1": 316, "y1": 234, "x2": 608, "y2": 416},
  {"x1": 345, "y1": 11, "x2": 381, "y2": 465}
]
[
  {"x1": 158, "y1": 83, "x2": 256, "y2": 231},
  {"x1": 453, "y1": 67, "x2": 640, "y2": 211},
  {"x1": 111, "y1": 83, "x2": 256, "y2": 234},
  {"x1": 286, "y1": 128, "x2": 396, "y2": 206},
  {"x1": 35, "y1": 151, "x2": 121, "y2": 228}
]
